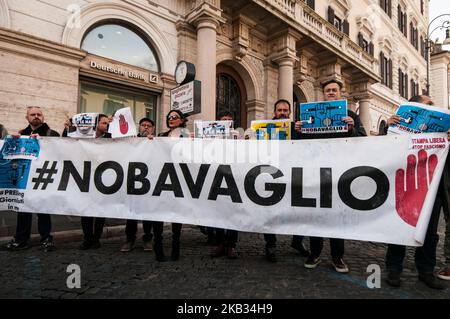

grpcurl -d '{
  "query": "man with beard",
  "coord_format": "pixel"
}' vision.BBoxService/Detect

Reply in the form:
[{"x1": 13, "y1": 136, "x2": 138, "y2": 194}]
[
  {"x1": 261, "y1": 99, "x2": 310, "y2": 262},
  {"x1": 294, "y1": 80, "x2": 366, "y2": 273},
  {"x1": 120, "y1": 118, "x2": 156, "y2": 252},
  {"x1": 79, "y1": 114, "x2": 111, "y2": 249},
  {"x1": 5, "y1": 106, "x2": 59, "y2": 252}
]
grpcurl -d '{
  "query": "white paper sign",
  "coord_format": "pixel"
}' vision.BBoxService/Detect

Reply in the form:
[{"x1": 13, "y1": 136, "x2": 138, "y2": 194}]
[
  {"x1": 68, "y1": 113, "x2": 98, "y2": 138},
  {"x1": 108, "y1": 107, "x2": 137, "y2": 138},
  {"x1": 194, "y1": 120, "x2": 234, "y2": 139}
]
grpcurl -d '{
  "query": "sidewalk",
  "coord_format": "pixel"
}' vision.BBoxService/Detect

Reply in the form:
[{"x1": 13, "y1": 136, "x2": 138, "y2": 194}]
[
  {"x1": 0, "y1": 219, "x2": 449, "y2": 299},
  {"x1": 0, "y1": 210, "x2": 125, "y2": 239}
]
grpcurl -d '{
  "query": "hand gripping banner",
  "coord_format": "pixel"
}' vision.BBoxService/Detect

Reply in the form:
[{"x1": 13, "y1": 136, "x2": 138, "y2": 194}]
[{"x1": 0, "y1": 134, "x2": 448, "y2": 246}]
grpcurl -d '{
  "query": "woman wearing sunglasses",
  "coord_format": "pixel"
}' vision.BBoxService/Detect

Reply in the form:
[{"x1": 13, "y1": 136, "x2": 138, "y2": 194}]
[
  {"x1": 158, "y1": 109, "x2": 188, "y2": 138},
  {"x1": 153, "y1": 109, "x2": 189, "y2": 262}
]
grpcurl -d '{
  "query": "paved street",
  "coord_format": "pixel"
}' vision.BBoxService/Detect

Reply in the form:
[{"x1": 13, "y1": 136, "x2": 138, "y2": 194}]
[
  {"x1": 0, "y1": 219, "x2": 449, "y2": 299},
  {"x1": 0, "y1": 211, "x2": 124, "y2": 237}
]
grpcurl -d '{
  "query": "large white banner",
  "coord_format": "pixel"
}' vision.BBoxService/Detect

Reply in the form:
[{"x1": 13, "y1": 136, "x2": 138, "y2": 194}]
[{"x1": 0, "y1": 134, "x2": 448, "y2": 246}]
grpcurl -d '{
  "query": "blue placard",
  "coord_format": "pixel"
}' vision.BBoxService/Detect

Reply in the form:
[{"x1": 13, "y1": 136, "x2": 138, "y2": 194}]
[
  {"x1": 299, "y1": 100, "x2": 348, "y2": 134},
  {"x1": 0, "y1": 136, "x2": 40, "y2": 160},
  {"x1": 388, "y1": 103, "x2": 450, "y2": 134},
  {"x1": 0, "y1": 158, "x2": 32, "y2": 189}
]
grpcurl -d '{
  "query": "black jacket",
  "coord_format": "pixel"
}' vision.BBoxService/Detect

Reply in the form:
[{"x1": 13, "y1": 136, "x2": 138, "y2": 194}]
[
  {"x1": 158, "y1": 130, "x2": 186, "y2": 138},
  {"x1": 0, "y1": 124, "x2": 7, "y2": 139},
  {"x1": 19, "y1": 123, "x2": 60, "y2": 137},
  {"x1": 442, "y1": 156, "x2": 450, "y2": 219},
  {"x1": 62, "y1": 128, "x2": 111, "y2": 139}
]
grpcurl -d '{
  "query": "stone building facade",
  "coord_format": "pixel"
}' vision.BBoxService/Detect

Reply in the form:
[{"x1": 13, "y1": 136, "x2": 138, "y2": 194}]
[
  {"x1": 430, "y1": 45, "x2": 450, "y2": 109},
  {"x1": 0, "y1": 0, "x2": 430, "y2": 135}
]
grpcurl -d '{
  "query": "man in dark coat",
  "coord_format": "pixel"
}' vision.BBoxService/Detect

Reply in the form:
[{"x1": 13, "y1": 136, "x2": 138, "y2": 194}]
[
  {"x1": 382, "y1": 95, "x2": 445, "y2": 289},
  {"x1": 5, "y1": 106, "x2": 59, "y2": 252}
]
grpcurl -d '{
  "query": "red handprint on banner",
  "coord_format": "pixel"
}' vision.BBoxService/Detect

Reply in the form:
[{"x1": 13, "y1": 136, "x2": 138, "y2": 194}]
[
  {"x1": 119, "y1": 114, "x2": 129, "y2": 134},
  {"x1": 395, "y1": 149, "x2": 438, "y2": 227}
]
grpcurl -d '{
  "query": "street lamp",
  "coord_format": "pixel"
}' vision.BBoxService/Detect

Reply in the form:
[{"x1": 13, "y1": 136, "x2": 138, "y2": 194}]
[{"x1": 426, "y1": 14, "x2": 450, "y2": 95}]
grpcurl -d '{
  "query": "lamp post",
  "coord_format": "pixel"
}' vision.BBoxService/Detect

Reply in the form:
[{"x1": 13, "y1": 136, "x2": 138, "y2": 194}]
[{"x1": 426, "y1": 14, "x2": 450, "y2": 95}]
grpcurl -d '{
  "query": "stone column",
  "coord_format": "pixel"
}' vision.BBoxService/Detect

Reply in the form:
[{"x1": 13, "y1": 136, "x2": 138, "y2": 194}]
[
  {"x1": 246, "y1": 99, "x2": 266, "y2": 128},
  {"x1": 196, "y1": 17, "x2": 219, "y2": 121},
  {"x1": 430, "y1": 52, "x2": 450, "y2": 109},
  {"x1": 358, "y1": 98, "x2": 372, "y2": 135},
  {"x1": 187, "y1": 2, "x2": 224, "y2": 121},
  {"x1": 276, "y1": 57, "x2": 295, "y2": 105},
  {"x1": 269, "y1": 28, "x2": 301, "y2": 117},
  {"x1": 349, "y1": 77, "x2": 375, "y2": 135}
]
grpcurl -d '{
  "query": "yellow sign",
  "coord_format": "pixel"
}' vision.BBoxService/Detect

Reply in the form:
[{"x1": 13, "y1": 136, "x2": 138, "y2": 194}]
[{"x1": 250, "y1": 120, "x2": 291, "y2": 140}]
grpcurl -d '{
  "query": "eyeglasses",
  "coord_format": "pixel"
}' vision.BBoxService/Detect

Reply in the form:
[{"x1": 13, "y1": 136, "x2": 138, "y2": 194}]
[{"x1": 168, "y1": 115, "x2": 181, "y2": 120}]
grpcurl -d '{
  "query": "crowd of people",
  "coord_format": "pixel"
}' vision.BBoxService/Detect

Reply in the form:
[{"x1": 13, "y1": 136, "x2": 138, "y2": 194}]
[{"x1": 1, "y1": 80, "x2": 449, "y2": 290}]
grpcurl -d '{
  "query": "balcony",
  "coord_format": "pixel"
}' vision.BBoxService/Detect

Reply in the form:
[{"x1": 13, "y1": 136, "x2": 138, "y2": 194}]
[{"x1": 252, "y1": 0, "x2": 378, "y2": 80}]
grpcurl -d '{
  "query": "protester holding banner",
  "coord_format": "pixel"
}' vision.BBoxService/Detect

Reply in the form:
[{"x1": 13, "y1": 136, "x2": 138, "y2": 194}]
[
  {"x1": 121, "y1": 118, "x2": 156, "y2": 253},
  {"x1": 294, "y1": 80, "x2": 366, "y2": 273},
  {"x1": 154, "y1": 110, "x2": 189, "y2": 261},
  {"x1": 79, "y1": 114, "x2": 111, "y2": 250},
  {"x1": 437, "y1": 124, "x2": 450, "y2": 281},
  {"x1": 5, "y1": 106, "x2": 59, "y2": 252},
  {"x1": 0, "y1": 123, "x2": 7, "y2": 139},
  {"x1": 159, "y1": 109, "x2": 188, "y2": 138},
  {"x1": 383, "y1": 95, "x2": 435, "y2": 135},
  {"x1": 294, "y1": 81, "x2": 366, "y2": 139},
  {"x1": 137, "y1": 118, "x2": 154, "y2": 138},
  {"x1": 383, "y1": 96, "x2": 445, "y2": 289},
  {"x1": 437, "y1": 154, "x2": 450, "y2": 281},
  {"x1": 260, "y1": 99, "x2": 310, "y2": 263}
]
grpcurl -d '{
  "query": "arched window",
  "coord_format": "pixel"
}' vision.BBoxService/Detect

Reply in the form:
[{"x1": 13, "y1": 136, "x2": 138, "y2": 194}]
[
  {"x1": 81, "y1": 23, "x2": 159, "y2": 72},
  {"x1": 378, "y1": 120, "x2": 387, "y2": 135},
  {"x1": 216, "y1": 74, "x2": 241, "y2": 128}
]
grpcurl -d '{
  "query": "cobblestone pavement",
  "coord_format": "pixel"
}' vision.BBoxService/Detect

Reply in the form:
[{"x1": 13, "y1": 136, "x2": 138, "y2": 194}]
[
  {"x1": 0, "y1": 222, "x2": 449, "y2": 299},
  {"x1": 0, "y1": 211, "x2": 124, "y2": 237}
]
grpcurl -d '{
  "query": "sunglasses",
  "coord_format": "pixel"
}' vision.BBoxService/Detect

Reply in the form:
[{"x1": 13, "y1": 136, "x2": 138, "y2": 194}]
[{"x1": 168, "y1": 115, "x2": 181, "y2": 120}]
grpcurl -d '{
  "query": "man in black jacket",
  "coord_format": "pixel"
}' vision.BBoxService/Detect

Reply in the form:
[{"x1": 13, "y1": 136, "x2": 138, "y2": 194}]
[
  {"x1": 120, "y1": 118, "x2": 156, "y2": 252},
  {"x1": 382, "y1": 95, "x2": 445, "y2": 290},
  {"x1": 294, "y1": 80, "x2": 367, "y2": 273},
  {"x1": 261, "y1": 99, "x2": 311, "y2": 263},
  {"x1": 5, "y1": 106, "x2": 59, "y2": 252},
  {"x1": 79, "y1": 114, "x2": 110, "y2": 249}
]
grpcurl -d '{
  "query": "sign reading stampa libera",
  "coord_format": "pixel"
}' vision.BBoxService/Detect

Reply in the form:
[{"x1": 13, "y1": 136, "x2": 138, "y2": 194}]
[{"x1": 0, "y1": 135, "x2": 448, "y2": 246}]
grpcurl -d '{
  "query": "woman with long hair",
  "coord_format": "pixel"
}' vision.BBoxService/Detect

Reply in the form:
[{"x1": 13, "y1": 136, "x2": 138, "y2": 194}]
[{"x1": 153, "y1": 110, "x2": 188, "y2": 261}]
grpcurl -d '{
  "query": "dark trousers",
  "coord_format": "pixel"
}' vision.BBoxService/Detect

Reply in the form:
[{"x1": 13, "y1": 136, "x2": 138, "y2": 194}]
[
  {"x1": 152, "y1": 223, "x2": 182, "y2": 244},
  {"x1": 172, "y1": 223, "x2": 182, "y2": 242},
  {"x1": 264, "y1": 234, "x2": 277, "y2": 248},
  {"x1": 151, "y1": 221, "x2": 164, "y2": 244},
  {"x1": 81, "y1": 217, "x2": 105, "y2": 242},
  {"x1": 386, "y1": 190, "x2": 442, "y2": 274},
  {"x1": 292, "y1": 235, "x2": 305, "y2": 245},
  {"x1": 125, "y1": 220, "x2": 153, "y2": 242},
  {"x1": 15, "y1": 212, "x2": 52, "y2": 242},
  {"x1": 309, "y1": 237, "x2": 345, "y2": 260},
  {"x1": 215, "y1": 228, "x2": 238, "y2": 248}
]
